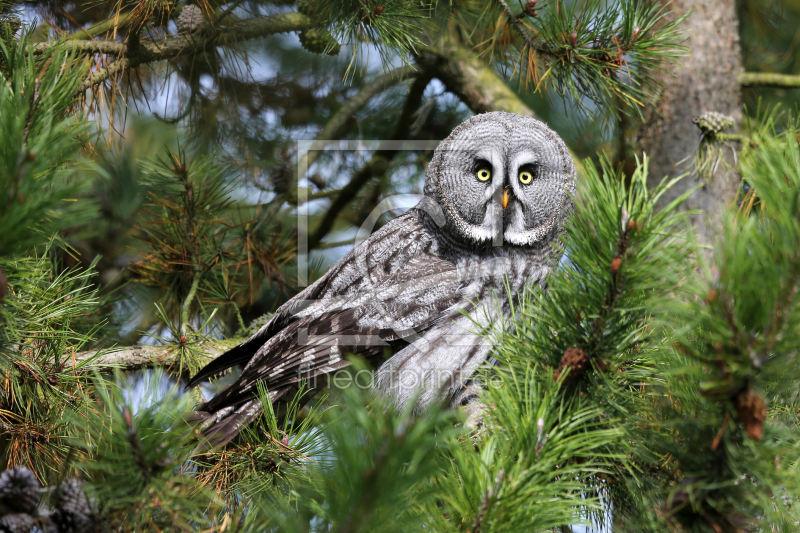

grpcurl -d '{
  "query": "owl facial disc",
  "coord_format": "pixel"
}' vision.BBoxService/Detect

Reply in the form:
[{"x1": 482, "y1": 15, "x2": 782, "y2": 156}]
[{"x1": 423, "y1": 111, "x2": 577, "y2": 247}]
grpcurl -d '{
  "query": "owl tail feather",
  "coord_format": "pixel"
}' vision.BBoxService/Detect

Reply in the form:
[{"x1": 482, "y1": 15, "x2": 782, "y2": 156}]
[
  {"x1": 184, "y1": 340, "x2": 258, "y2": 391},
  {"x1": 189, "y1": 399, "x2": 264, "y2": 450}
]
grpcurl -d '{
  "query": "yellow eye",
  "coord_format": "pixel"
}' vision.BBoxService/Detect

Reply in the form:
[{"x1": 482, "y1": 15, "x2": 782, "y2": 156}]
[
  {"x1": 476, "y1": 168, "x2": 492, "y2": 181},
  {"x1": 519, "y1": 170, "x2": 533, "y2": 184}
]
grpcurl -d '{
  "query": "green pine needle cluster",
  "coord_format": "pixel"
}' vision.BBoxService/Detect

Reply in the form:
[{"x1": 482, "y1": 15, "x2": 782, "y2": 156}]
[
  {"x1": 0, "y1": 248, "x2": 104, "y2": 482},
  {"x1": 74, "y1": 370, "x2": 222, "y2": 531},
  {"x1": 0, "y1": 30, "x2": 93, "y2": 256},
  {"x1": 630, "y1": 120, "x2": 800, "y2": 532},
  {"x1": 293, "y1": 0, "x2": 684, "y2": 112},
  {"x1": 129, "y1": 147, "x2": 297, "y2": 374},
  {"x1": 435, "y1": 0, "x2": 686, "y2": 115}
]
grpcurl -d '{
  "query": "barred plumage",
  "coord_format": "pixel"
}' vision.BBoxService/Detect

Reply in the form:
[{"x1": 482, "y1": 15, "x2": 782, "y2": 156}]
[{"x1": 186, "y1": 112, "x2": 577, "y2": 447}]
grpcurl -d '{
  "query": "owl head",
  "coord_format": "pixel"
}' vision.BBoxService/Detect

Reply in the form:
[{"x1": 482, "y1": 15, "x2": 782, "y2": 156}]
[{"x1": 424, "y1": 112, "x2": 577, "y2": 247}]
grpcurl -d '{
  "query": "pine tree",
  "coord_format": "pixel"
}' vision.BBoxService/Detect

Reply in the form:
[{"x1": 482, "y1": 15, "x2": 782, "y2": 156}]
[{"x1": 2, "y1": 0, "x2": 800, "y2": 531}]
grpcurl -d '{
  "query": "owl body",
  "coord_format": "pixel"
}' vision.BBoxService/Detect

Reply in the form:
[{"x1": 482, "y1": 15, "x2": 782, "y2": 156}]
[{"x1": 186, "y1": 112, "x2": 576, "y2": 447}]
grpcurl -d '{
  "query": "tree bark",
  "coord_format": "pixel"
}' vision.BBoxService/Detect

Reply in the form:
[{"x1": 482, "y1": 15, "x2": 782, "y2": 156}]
[{"x1": 637, "y1": 0, "x2": 743, "y2": 245}]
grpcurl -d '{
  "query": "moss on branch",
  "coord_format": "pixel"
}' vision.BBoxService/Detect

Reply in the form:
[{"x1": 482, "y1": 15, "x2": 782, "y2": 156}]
[
  {"x1": 740, "y1": 72, "x2": 800, "y2": 89},
  {"x1": 65, "y1": 337, "x2": 247, "y2": 373}
]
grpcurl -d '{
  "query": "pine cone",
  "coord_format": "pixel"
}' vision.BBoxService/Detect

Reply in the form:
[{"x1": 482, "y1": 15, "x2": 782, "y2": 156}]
[
  {"x1": 54, "y1": 479, "x2": 91, "y2": 515},
  {"x1": 0, "y1": 467, "x2": 40, "y2": 514},
  {"x1": 735, "y1": 389, "x2": 767, "y2": 440},
  {"x1": 692, "y1": 112, "x2": 735, "y2": 136},
  {"x1": 298, "y1": 28, "x2": 340, "y2": 56},
  {"x1": 0, "y1": 513, "x2": 35, "y2": 533},
  {"x1": 51, "y1": 479, "x2": 95, "y2": 533},
  {"x1": 176, "y1": 4, "x2": 204, "y2": 34},
  {"x1": 523, "y1": 0, "x2": 538, "y2": 17},
  {"x1": 554, "y1": 347, "x2": 588, "y2": 381}
]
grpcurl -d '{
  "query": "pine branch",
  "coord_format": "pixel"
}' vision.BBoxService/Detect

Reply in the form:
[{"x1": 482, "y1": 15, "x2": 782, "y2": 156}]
[
  {"x1": 414, "y1": 42, "x2": 582, "y2": 165},
  {"x1": 62, "y1": 340, "x2": 242, "y2": 372},
  {"x1": 78, "y1": 55, "x2": 132, "y2": 92},
  {"x1": 493, "y1": 0, "x2": 548, "y2": 54},
  {"x1": 739, "y1": 71, "x2": 800, "y2": 88},
  {"x1": 35, "y1": 12, "x2": 312, "y2": 92},
  {"x1": 67, "y1": 11, "x2": 135, "y2": 40}
]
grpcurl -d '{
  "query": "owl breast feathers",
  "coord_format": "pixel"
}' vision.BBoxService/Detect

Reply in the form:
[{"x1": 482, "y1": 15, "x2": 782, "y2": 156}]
[{"x1": 185, "y1": 111, "x2": 577, "y2": 447}]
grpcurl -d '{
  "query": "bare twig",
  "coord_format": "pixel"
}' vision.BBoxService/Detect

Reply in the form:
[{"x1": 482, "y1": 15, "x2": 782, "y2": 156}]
[{"x1": 215, "y1": 0, "x2": 245, "y2": 25}]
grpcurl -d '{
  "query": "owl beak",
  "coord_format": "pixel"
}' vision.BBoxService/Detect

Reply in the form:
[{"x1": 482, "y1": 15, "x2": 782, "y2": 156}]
[{"x1": 502, "y1": 188, "x2": 511, "y2": 210}]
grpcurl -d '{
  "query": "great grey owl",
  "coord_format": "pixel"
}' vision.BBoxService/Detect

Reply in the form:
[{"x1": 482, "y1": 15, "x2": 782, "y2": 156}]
[{"x1": 185, "y1": 111, "x2": 577, "y2": 447}]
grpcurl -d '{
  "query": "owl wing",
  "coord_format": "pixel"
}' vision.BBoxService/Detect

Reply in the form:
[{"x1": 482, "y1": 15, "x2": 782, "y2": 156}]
[
  {"x1": 185, "y1": 210, "x2": 435, "y2": 389},
  {"x1": 187, "y1": 208, "x2": 465, "y2": 414},
  {"x1": 201, "y1": 244, "x2": 462, "y2": 413}
]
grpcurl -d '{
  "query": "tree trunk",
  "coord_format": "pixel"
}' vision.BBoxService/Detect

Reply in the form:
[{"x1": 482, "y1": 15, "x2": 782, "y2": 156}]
[{"x1": 637, "y1": 0, "x2": 743, "y2": 245}]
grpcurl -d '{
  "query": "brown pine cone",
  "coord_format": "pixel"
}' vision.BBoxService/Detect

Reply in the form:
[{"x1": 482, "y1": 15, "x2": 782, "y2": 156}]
[
  {"x1": 554, "y1": 347, "x2": 588, "y2": 381},
  {"x1": 0, "y1": 513, "x2": 35, "y2": 533},
  {"x1": 0, "y1": 467, "x2": 40, "y2": 514},
  {"x1": 176, "y1": 4, "x2": 204, "y2": 33},
  {"x1": 735, "y1": 389, "x2": 767, "y2": 440},
  {"x1": 54, "y1": 479, "x2": 91, "y2": 515}
]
